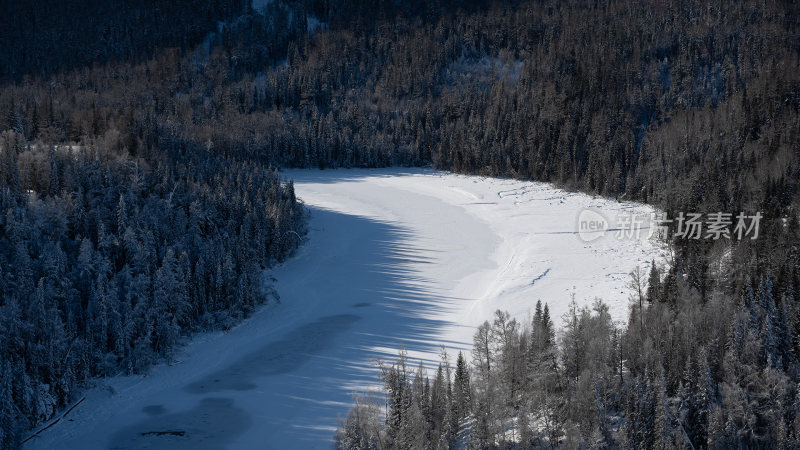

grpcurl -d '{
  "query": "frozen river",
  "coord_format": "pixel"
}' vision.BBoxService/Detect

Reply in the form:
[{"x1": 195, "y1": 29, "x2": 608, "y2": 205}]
[{"x1": 26, "y1": 169, "x2": 665, "y2": 449}]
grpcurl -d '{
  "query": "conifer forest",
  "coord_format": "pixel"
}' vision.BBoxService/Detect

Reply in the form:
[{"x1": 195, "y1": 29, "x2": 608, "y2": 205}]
[{"x1": 1, "y1": 0, "x2": 799, "y2": 448}]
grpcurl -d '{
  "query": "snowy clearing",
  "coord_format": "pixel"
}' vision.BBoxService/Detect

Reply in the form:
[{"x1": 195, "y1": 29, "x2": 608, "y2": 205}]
[{"x1": 25, "y1": 169, "x2": 666, "y2": 449}]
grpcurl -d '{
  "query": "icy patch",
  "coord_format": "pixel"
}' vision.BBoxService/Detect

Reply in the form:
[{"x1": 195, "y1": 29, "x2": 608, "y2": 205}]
[
  {"x1": 109, "y1": 398, "x2": 250, "y2": 450},
  {"x1": 184, "y1": 314, "x2": 360, "y2": 394}
]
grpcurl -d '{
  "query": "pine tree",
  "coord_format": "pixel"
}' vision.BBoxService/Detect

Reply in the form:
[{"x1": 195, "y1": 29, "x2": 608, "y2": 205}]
[
  {"x1": 775, "y1": 296, "x2": 793, "y2": 370},
  {"x1": 646, "y1": 260, "x2": 660, "y2": 303},
  {"x1": 453, "y1": 351, "x2": 471, "y2": 421},
  {"x1": 381, "y1": 351, "x2": 411, "y2": 447},
  {"x1": 541, "y1": 304, "x2": 556, "y2": 367},
  {"x1": 0, "y1": 362, "x2": 19, "y2": 450},
  {"x1": 153, "y1": 248, "x2": 189, "y2": 354},
  {"x1": 430, "y1": 363, "x2": 446, "y2": 439},
  {"x1": 47, "y1": 146, "x2": 59, "y2": 197},
  {"x1": 653, "y1": 368, "x2": 672, "y2": 450}
]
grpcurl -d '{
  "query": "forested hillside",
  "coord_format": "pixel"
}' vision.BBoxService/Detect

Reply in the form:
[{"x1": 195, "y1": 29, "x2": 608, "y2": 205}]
[
  {"x1": 0, "y1": 1, "x2": 308, "y2": 447},
  {"x1": 1, "y1": 0, "x2": 799, "y2": 448},
  {"x1": 0, "y1": 0, "x2": 248, "y2": 80}
]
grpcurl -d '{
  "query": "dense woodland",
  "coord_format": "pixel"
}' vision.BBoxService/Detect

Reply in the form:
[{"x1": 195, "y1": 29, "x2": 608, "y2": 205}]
[
  {"x1": 1, "y1": 0, "x2": 799, "y2": 448},
  {"x1": 0, "y1": 2, "x2": 310, "y2": 447},
  {"x1": 0, "y1": 0, "x2": 248, "y2": 80},
  {"x1": 336, "y1": 280, "x2": 800, "y2": 448}
]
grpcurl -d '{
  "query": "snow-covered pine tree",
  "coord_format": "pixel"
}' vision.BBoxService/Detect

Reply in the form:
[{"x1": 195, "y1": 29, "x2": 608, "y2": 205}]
[{"x1": 453, "y1": 351, "x2": 471, "y2": 422}]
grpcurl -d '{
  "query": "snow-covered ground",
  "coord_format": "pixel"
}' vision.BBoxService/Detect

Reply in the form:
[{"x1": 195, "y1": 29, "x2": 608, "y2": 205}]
[{"x1": 25, "y1": 169, "x2": 666, "y2": 449}]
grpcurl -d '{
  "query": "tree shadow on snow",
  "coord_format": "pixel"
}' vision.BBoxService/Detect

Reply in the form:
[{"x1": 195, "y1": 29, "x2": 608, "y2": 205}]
[
  {"x1": 106, "y1": 204, "x2": 471, "y2": 448},
  {"x1": 259, "y1": 206, "x2": 470, "y2": 446},
  {"x1": 279, "y1": 167, "x2": 436, "y2": 186}
]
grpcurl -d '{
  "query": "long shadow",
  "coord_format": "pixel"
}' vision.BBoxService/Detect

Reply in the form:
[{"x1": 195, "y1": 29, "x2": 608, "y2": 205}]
[
  {"x1": 108, "y1": 203, "x2": 473, "y2": 449},
  {"x1": 279, "y1": 167, "x2": 436, "y2": 186}
]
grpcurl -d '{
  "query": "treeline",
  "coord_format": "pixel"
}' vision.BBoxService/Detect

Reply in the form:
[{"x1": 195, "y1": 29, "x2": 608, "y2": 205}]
[
  {"x1": 4, "y1": 0, "x2": 797, "y2": 228},
  {"x1": 338, "y1": 274, "x2": 800, "y2": 448},
  {"x1": 4, "y1": 1, "x2": 797, "y2": 212}
]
